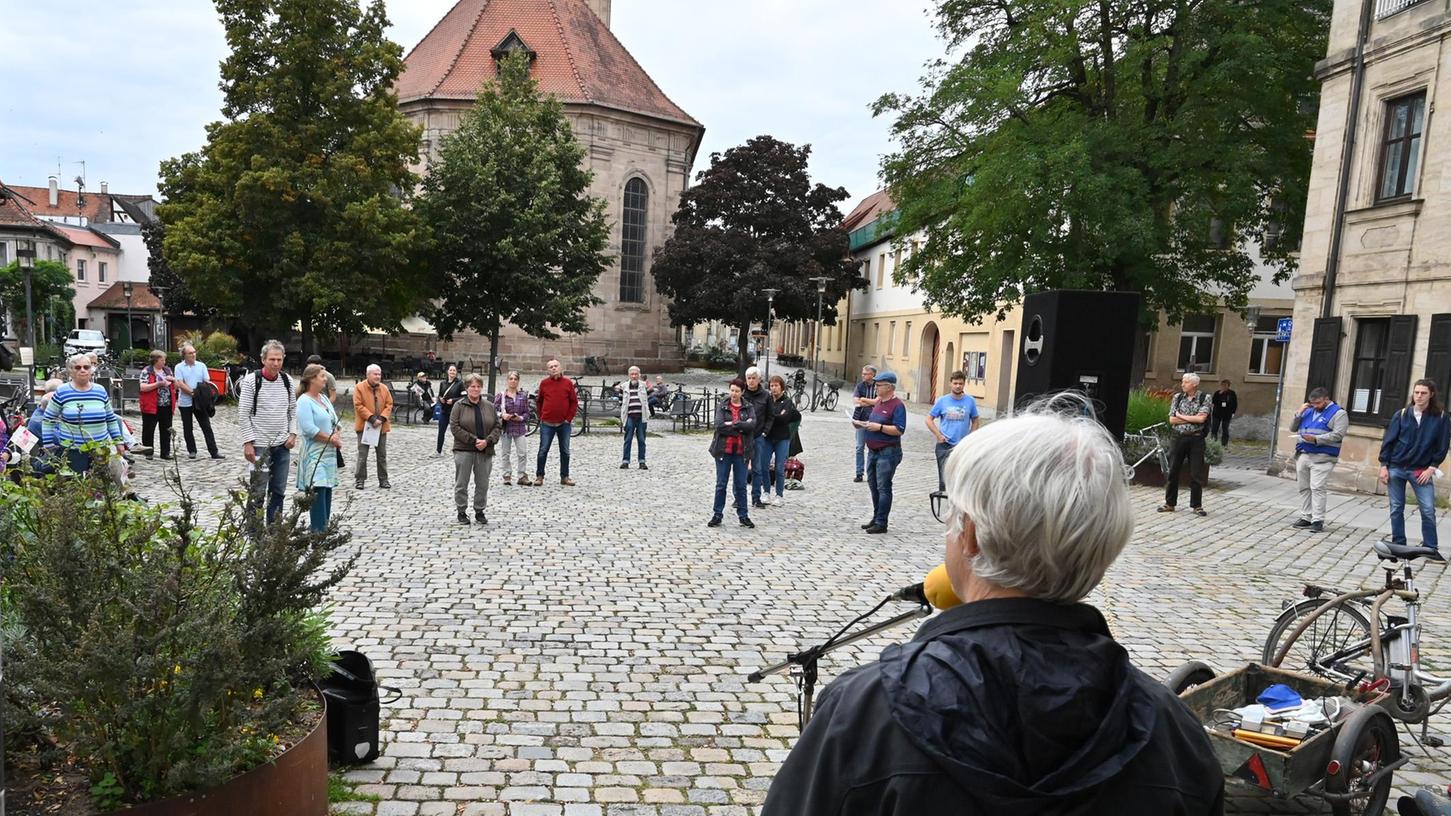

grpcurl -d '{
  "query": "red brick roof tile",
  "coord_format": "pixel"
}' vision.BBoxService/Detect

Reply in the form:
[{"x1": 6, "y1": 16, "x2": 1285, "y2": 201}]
[
  {"x1": 4, "y1": 184, "x2": 111, "y2": 224},
  {"x1": 842, "y1": 190, "x2": 894, "y2": 233},
  {"x1": 399, "y1": 0, "x2": 700, "y2": 127},
  {"x1": 88, "y1": 281, "x2": 162, "y2": 311}
]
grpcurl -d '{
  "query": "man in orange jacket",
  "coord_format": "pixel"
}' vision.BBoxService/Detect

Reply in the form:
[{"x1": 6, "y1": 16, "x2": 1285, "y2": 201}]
[{"x1": 353, "y1": 363, "x2": 394, "y2": 489}]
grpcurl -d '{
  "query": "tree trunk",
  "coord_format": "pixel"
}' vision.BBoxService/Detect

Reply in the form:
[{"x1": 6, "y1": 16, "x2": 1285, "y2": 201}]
[
  {"x1": 487, "y1": 318, "x2": 501, "y2": 395},
  {"x1": 737, "y1": 318, "x2": 751, "y2": 377}
]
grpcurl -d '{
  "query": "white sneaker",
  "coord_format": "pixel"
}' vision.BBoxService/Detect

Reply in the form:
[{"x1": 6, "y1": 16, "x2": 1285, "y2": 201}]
[{"x1": 773, "y1": 495, "x2": 785, "y2": 507}]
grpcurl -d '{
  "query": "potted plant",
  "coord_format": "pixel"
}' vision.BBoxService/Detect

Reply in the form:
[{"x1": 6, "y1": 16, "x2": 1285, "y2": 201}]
[
  {"x1": 1, "y1": 457, "x2": 356, "y2": 814},
  {"x1": 1122, "y1": 387, "x2": 1223, "y2": 486}
]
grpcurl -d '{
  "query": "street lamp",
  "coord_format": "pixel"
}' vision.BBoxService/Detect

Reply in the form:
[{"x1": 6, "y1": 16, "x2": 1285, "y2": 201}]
[
  {"x1": 809, "y1": 276, "x2": 830, "y2": 411},
  {"x1": 122, "y1": 280, "x2": 134, "y2": 354},
  {"x1": 762, "y1": 288, "x2": 779, "y2": 380}
]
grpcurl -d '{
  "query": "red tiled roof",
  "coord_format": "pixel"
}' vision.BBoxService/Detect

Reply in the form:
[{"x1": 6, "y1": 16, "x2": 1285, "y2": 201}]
[
  {"x1": 399, "y1": 0, "x2": 700, "y2": 127},
  {"x1": 842, "y1": 190, "x2": 894, "y2": 233},
  {"x1": 50, "y1": 224, "x2": 120, "y2": 251},
  {"x1": 5, "y1": 184, "x2": 111, "y2": 224},
  {"x1": 88, "y1": 281, "x2": 162, "y2": 311},
  {"x1": 0, "y1": 182, "x2": 74, "y2": 242}
]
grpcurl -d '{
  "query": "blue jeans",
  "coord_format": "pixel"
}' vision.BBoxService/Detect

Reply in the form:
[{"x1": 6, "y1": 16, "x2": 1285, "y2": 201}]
[
  {"x1": 751, "y1": 436, "x2": 772, "y2": 503},
  {"x1": 308, "y1": 487, "x2": 332, "y2": 532},
  {"x1": 770, "y1": 438, "x2": 791, "y2": 498},
  {"x1": 436, "y1": 404, "x2": 451, "y2": 453},
  {"x1": 622, "y1": 415, "x2": 647, "y2": 463},
  {"x1": 536, "y1": 422, "x2": 571, "y2": 479},
  {"x1": 867, "y1": 444, "x2": 903, "y2": 527},
  {"x1": 854, "y1": 427, "x2": 868, "y2": 477},
  {"x1": 248, "y1": 444, "x2": 291, "y2": 523},
  {"x1": 1389, "y1": 467, "x2": 1440, "y2": 549},
  {"x1": 934, "y1": 441, "x2": 955, "y2": 492},
  {"x1": 713, "y1": 453, "x2": 748, "y2": 519}
]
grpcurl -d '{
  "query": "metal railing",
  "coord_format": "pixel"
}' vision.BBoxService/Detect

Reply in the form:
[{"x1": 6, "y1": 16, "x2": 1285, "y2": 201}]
[{"x1": 1376, "y1": 0, "x2": 1427, "y2": 19}]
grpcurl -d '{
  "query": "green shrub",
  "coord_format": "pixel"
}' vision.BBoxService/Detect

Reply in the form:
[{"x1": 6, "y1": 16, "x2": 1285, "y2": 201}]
[
  {"x1": 177, "y1": 330, "x2": 241, "y2": 367},
  {"x1": 1125, "y1": 387, "x2": 1172, "y2": 435},
  {"x1": 0, "y1": 456, "x2": 355, "y2": 806}
]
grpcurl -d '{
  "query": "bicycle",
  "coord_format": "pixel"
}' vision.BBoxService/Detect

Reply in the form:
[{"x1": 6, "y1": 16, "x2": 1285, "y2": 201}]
[
  {"x1": 1121, "y1": 422, "x2": 1170, "y2": 481},
  {"x1": 1263, "y1": 539, "x2": 1451, "y2": 730}
]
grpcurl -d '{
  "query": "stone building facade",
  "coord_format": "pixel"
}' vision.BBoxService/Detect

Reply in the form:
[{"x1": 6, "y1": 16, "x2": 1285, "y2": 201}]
[
  {"x1": 1275, "y1": 0, "x2": 1451, "y2": 494},
  {"x1": 396, "y1": 0, "x2": 703, "y2": 373}
]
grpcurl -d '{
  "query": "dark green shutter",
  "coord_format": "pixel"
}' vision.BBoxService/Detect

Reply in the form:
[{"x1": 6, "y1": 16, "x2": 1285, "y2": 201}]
[
  {"x1": 1305, "y1": 317, "x2": 1343, "y2": 401},
  {"x1": 1426, "y1": 314, "x2": 1451, "y2": 396},
  {"x1": 1379, "y1": 315, "x2": 1419, "y2": 421}
]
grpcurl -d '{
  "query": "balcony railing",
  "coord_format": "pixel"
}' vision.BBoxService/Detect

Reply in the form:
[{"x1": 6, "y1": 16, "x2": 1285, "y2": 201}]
[{"x1": 1377, "y1": 0, "x2": 1428, "y2": 19}]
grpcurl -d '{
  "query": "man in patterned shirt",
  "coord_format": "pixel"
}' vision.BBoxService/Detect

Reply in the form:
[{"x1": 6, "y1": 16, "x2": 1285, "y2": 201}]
[{"x1": 1159, "y1": 373, "x2": 1211, "y2": 516}]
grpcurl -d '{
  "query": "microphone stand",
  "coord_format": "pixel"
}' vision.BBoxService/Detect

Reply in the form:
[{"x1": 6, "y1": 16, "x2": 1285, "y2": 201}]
[{"x1": 747, "y1": 602, "x2": 931, "y2": 731}]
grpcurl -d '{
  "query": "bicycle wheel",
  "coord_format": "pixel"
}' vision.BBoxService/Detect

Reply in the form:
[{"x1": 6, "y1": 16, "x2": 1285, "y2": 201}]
[
  {"x1": 1262, "y1": 598, "x2": 1374, "y2": 681},
  {"x1": 823, "y1": 389, "x2": 838, "y2": 411}
]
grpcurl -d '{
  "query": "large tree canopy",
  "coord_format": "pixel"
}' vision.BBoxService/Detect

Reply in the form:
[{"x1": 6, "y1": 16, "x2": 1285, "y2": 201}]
[
  {"x1": 157, "y1": 0, "x2": 428, "y2": 352},
  {"x1": 875, "y1": 0, "x2": 1329, "y2": 325},
  {"x1": 415, "y1": 52, "x2": 610, "y2": 393},
  {"x1": 653, "y1": 135, "x2": 865, "y2": 373},
  {"x1": 0, "y1": 260, "x2": 74, "y2": 346}
]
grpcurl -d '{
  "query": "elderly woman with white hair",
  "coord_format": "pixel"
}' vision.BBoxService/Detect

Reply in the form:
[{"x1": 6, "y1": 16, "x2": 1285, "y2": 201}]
[
  {"x1": 762, "y1": 399, "x2": 1222, "y2": 815},
  {"x1": 41, "y1": 354, "x2": 128, "y2": 474},
  {"x1": 1160, "y1": 371, "x2": 1212, "y2": 516}
]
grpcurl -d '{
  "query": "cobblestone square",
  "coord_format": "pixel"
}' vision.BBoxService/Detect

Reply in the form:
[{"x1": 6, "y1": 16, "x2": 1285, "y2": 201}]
[{"x1": 127, "y1": 403, "x2": 1451, "y2": 815}]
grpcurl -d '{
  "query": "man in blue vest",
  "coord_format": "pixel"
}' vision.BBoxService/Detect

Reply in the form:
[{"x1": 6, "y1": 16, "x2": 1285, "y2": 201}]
[{"x1": 1290, "y1": 387, "x2": 1348, "y2": 533}]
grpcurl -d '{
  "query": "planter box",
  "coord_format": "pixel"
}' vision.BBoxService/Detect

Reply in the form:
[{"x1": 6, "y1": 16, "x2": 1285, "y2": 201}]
[
  {"x1": 123, "y1": 694, "x2": 328, "y2": 816},
  {"x1": 1132, "y1": 459, "x2": 1212, "y2": 489}
]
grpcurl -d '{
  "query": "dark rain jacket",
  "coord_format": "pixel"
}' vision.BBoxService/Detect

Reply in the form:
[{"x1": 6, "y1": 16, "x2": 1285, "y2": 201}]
[{"x1": 761, "y1": 597, "x2": 1224, "y2": 816}]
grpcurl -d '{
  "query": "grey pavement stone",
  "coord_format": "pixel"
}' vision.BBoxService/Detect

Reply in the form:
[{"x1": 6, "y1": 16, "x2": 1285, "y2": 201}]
[{"x1": 127, "y1": 402, "x2": 1450, "y2": 815}]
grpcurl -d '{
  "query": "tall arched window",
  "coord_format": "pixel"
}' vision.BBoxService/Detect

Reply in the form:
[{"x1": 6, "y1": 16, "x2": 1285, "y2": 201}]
[{"x1": 620, "y1": 178, "x2": 648, "y2": 302}]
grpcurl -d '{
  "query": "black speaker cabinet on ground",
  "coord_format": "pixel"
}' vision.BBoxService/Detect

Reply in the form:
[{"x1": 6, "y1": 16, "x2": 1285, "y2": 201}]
[{"x1": 1013, "y1": 289, "x2": 1141, "y2": 440}]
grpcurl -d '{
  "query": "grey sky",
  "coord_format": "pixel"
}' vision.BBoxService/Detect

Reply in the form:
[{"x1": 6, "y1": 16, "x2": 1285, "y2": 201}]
[{"x1": 0, "y1": 0, "x2": 941, "y2": 213}]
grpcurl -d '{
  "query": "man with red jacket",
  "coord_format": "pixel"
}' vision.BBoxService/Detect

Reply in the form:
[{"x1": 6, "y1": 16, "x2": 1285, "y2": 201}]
[{"x1": 534, "y1": 358, "x2": 580, "y2": 486}]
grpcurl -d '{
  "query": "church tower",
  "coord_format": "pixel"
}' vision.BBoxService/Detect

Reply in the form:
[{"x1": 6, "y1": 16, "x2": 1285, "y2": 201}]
[{"x1": 397, "y1": 0, "x2": 704, "y2": 371}]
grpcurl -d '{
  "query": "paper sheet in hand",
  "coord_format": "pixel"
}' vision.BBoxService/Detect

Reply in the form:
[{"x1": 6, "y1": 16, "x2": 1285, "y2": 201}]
[
  {"x1": 11, "y1": 425, "x2": 38, "y2": 453},
  {"x1": 360, "y1": 423, "x2": 381, "y2": 447}
]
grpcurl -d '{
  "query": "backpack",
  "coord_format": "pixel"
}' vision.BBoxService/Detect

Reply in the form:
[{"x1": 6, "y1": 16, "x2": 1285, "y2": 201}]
[
  {"x1": 250, "y1": 370, "x2": 292, "y2": 416},
  {"x1": 1192, "y1": 392, "x2": 1211, "y2": 437}
]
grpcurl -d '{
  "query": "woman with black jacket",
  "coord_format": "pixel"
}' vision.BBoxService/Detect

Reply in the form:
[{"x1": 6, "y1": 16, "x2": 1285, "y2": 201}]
[
  {"x1": 764, "y1": 375, "x2": 802, "y2": 506},
  {"x1": 709, "y1": 379, "x2": 757, "y2": 528},
  {"x1": 436, "y1": 365, "x2": 464, "y2": 456}
]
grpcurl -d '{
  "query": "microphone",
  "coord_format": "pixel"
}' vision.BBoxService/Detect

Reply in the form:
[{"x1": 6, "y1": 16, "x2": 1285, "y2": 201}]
[{"x1": 889, "y1": 564, "x2": 963, "y2": 610}]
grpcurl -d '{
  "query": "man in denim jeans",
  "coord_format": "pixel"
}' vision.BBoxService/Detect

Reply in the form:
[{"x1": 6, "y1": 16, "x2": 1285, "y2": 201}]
[
  {"x1": 534, "y1": 358, "x2": 579, "y2": 486},
  {"x1": 854, "y1": 372, "x2": 907, "y2": 534},
  {"x1": 851, "y1": 365, "x2": 878, "y2": 482},
  {"x1": 238, "y1": 339, "x2": 297, "y2": 522},
  {"x1": 1379, "y1": 379, "x2": 1450, "y2": 551}
]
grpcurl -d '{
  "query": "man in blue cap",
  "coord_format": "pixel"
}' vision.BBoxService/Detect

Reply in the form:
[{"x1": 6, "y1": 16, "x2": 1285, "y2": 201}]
[{"x1": 852, "y1": 371, "x2": 907, "y2": 534}]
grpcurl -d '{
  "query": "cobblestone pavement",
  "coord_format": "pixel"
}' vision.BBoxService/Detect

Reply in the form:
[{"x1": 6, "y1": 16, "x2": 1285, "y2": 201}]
[{"x1": 126, "y1": 402, "x2": 1451, "y2": 815}]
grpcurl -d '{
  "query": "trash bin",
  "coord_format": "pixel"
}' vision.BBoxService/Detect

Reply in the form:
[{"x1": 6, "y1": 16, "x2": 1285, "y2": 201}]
[{"x1": 319, "y1": 651, "x2": 399, "y2": 764}]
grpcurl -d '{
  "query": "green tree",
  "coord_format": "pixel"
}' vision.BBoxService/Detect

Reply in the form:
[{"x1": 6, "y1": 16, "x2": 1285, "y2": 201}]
[
  {"x1": 142, "y1": 220, "x2": 214, "y2": 321},
  {"x1": 875, "y1": 0, "x2": 1329, "y2": 329},
  {"x1": 652, "y1": 135, "x2": 865, "y2": 375},
  {"x1": 157, "y1": 0, "x2": 428, "y2": 354},
  {"x1": 415, "y1": 52, "x2": 610, "y2": 393},
  {"x1": 0, "y1": 260, "x2": 74, "y2": 345}
]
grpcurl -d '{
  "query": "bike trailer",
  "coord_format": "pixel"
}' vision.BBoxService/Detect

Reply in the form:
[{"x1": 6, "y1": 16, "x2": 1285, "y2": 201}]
[{"x1": 1170, "y1": 662, "x2": 1400, "y2": 815}]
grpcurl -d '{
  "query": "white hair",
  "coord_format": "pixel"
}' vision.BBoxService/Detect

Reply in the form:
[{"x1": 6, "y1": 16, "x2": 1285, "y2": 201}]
[
  {"x1": 1181, "y1": 372, "x2": 1201, "y2": 387},
  {"x1": 67, "y1": 353, "x2": 92, "y2": 370},
  {"x1": 629, "y1": 365, "x2": 641, "y2": 374},
  {"x1": 942, "y1": 395, "x2": 1133, "y2": 603},
  {"x1": 862, "y1": 365, "x2": 877, "y2": 375},
  {"x1": 366, "y1": 364, "x2": 382, "y2": 375},
  {"x1": 261, "y1": 339, "x2": 286, "y2": 359},
  {"x1": 745, "y1": 366, "x2": 761, "y2": 378}
]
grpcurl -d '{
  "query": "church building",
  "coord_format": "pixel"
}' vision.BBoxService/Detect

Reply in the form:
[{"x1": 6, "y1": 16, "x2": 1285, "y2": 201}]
[{"x1": 397, "y1": 0, "x2": 704, "y2": 372}]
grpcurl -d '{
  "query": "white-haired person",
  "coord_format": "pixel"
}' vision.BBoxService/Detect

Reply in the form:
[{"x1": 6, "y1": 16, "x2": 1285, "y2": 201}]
[
  {"x1": 238, "y1": 339, "x2": 297, "y2": 522},
  {"x1": 741, "y1": 365, "x2": 774, "y2": 508},
  {"x1": 762, "y1": 398, "x2": 1223, "y2": 815},
  {"x1": 618, "y1": 365, "x2": 651, "y2": 469},
  {"x1": 41, "y1": 354, "x2": 128, "y2": 475},
  {"x1": 352, "y1": 363, "x2": 393, "y2": 490},
  {"x1": 1159, "y1": 372, "x2": 1211, "y2": 516}
]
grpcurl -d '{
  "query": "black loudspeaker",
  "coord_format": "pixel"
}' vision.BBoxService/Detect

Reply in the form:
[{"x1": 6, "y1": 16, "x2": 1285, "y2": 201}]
[
  {"x1": 1013, "y1": 290, "x2": 1141, "y2": 440},
  {"x1": 320, "y1": 650, "x2": 400, "y2": 764}
]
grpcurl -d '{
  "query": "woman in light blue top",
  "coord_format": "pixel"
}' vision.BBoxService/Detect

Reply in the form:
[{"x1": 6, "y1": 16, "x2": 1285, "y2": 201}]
[{"x1": 295, "y1": 364, "x2": 342, "y2": 531}]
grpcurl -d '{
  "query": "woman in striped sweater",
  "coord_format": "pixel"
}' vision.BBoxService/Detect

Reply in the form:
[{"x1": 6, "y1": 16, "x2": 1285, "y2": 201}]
[{"x1": 42, "y1": 354, "x2": 127, "y2": 474}]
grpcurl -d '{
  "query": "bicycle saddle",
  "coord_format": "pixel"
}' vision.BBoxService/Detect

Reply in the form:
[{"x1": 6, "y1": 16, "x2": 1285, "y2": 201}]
[{"x1": 1374, "y1": 539, "x2": 1445, "y2": 562}]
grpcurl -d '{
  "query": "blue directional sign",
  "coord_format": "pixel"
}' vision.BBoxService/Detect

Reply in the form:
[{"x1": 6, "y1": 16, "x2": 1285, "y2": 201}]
[{"x1": 1276, "y1": 318, "x2": 1293, "y2": 343}]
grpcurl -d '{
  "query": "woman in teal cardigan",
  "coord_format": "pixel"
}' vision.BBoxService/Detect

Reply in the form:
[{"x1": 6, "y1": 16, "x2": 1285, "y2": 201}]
[{"x1": 296, "y1": 364, "x2": 343, "y2": 531}]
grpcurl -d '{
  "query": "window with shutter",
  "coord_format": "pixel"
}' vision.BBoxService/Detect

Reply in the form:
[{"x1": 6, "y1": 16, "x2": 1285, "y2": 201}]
[
  {"x1": 1377, "y1": 315, "x2": 1418, "y2": 423},
  {"x1": 1426, "y1": 314, "x2": 1451, "y2": 396},
  {"x1": 1305, "y1": 317, "x2": 1343, "y2": 401}
]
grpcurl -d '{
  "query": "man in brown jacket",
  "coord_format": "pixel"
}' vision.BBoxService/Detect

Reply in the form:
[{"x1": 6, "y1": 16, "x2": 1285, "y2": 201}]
[
  {"x1": 449, "y1": 373, "x2": 502, "y2": 524},
  {"x1": 353, "y1": 364, "x2": 394, "y2": 490}
]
